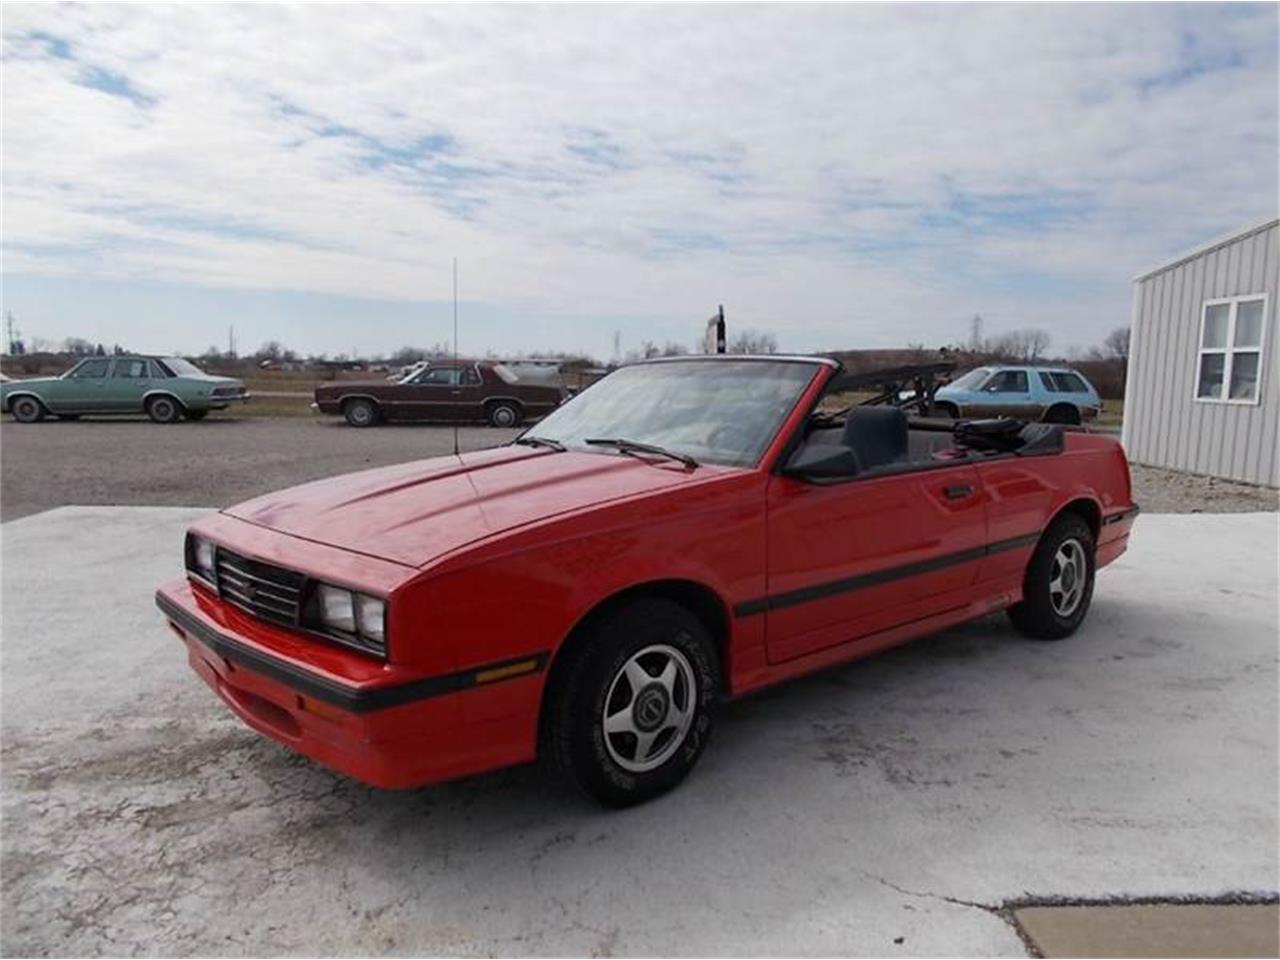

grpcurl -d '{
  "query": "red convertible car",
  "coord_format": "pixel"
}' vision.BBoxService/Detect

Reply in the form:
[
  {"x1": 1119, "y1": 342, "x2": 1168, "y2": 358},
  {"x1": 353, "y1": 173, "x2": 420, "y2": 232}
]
[{"x1": 156, "y1": 356, "x2": 1138, "y2": 805}]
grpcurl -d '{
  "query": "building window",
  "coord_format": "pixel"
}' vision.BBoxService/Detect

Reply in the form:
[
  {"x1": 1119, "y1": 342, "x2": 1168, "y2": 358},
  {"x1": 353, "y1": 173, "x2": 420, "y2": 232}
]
[{"x1": 1196, "y1": 295, "x2": 1267, "y2": 404}]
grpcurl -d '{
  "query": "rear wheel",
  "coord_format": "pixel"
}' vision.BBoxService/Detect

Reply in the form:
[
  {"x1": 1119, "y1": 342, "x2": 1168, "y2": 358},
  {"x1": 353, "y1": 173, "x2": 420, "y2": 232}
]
[
  {"x1": 1044, "y1": 404, "x2": 1081, "y2": 425},
  {"x1": 343, "y1": 398, "x2": 380, "y2": 427},
  {"x1": 10, "y1": 396, "x2": 45, "y2": 423},
  {"x1": 487, "y1": 401, "x2": 522, "y2": 428},
  {"x1": 1007, "y1": 513, "x2": 1096, "y2": 640},
  {"x1": 548, "y1": 598, "x2": 718, "y2": 806},
  {"x1": 146, "y1": 395, "x2": 182, "y2": 424}
]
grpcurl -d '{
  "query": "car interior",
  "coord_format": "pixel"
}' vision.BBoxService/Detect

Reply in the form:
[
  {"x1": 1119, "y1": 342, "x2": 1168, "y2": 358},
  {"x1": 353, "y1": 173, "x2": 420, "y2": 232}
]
[{"x1": 788, "y1": 405, "x2": 1064, "y2": 482}]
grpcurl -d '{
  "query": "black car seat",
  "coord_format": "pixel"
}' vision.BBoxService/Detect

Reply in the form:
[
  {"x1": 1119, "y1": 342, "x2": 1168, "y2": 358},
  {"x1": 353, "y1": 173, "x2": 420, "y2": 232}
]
[{"x1": 840, "y1": 407, "x2": 909, "y2": 473}]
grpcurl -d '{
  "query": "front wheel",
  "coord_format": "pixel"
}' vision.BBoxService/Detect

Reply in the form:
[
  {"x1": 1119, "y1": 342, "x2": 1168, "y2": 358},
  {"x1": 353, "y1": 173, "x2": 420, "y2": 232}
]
[
  {"x1": 10, "y1": 396, "x2": 46, "y2": 423},
  {"x1": 548, "y1": 598, "x2": 719, "y2": 806},
  {"x1": 1007, "y1": 513, "x2": 1096, "y2": 640},
  {"x1": 933, "y1": 401, "x2": 959, "y2": 419},
  {"x1": 343, "y1": 398, "x2": 380, "y2": 427}
]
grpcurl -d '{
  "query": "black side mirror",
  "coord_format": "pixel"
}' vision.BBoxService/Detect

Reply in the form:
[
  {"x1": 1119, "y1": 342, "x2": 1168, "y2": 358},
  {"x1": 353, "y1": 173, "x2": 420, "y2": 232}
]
[{"x1": 783, "y1": 444, "x2": 860, "y2": 482}]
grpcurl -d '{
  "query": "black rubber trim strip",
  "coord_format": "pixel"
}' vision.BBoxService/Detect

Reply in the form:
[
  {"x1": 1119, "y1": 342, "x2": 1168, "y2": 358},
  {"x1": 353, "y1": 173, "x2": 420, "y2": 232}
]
[
  {"x1": 156, "y1": 590, "x2": 547, "y2": 713},
  {"x1": 733, "y1": 531, "x2": 1042, "y2": 618},
  {"x1": 1103, "y1": 504, "x2": 1140, "y2": 525}
]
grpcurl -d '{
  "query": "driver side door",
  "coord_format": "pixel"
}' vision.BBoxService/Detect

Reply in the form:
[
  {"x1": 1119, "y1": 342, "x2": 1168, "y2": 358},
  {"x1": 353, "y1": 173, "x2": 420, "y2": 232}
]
[
  {"x1": 395, "y1": 365, "x2": 464, "y2": 421},
  {"x1": 975, "y1": 368, "x2": 1036, "y2": 419},
  {"x1": 53, "y1": 358, "x2": 113, "y2": 412}
]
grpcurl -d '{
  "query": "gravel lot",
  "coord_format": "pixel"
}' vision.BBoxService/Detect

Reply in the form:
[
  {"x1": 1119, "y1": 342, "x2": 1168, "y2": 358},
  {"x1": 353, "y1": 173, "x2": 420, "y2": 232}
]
[
  {"x1": 1, "y1": 416, "x2": 1275, "y2": 521},
  {"x1": 0, "y1": 417, "x2": 521, "y2": 521},
  {"x1": 1129, "y1": 463, "x2": 1278, "y2": 513}
]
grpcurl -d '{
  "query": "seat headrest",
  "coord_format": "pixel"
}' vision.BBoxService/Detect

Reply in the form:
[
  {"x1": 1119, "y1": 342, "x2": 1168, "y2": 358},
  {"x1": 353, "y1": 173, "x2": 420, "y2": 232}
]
[{"x1": 840, "y1": 407, "x2": 909, "y2": 474}]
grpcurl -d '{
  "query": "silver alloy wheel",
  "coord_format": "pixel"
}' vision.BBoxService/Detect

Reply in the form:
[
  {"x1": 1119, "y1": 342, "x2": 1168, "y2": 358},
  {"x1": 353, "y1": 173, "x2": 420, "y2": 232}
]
[
  {"x1": 1049, "y1": 537, "x2": 1087, "y2": 617},
  {"x1": 602, "y1": 643, "x2": 697, "y2": 774}
]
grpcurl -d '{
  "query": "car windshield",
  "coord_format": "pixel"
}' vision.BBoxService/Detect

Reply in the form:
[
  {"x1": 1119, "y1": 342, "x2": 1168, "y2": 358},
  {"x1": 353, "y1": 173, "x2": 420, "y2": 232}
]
[
  {"x1": 159, "y1": 356, "x2": 206, "y2": 377},
  {"x1": 526, "y1": 359, "x2": 820, "y2": 467},
  {"x1": 949, "y1": 367, "x2": 992, "y2": 390},
  {"x1": 396, "y1": 363, "x2": 429, "y2": 384}
]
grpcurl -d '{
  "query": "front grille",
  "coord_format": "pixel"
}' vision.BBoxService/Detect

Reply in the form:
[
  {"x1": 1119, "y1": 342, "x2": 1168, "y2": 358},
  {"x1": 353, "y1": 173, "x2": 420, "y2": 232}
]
[{"x1": 214, "y1": 548, "x2": 305, "y2": 627}]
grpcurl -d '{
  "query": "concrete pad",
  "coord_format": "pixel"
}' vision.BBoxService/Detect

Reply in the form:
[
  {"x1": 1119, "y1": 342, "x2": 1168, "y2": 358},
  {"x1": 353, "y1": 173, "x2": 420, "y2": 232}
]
[
  {"x1": 1014, "y1": 903, "x2": 1280, "y2": 958},
  {"x1": 2, "y1": 508, "x2": 1277, "y2": 956}
]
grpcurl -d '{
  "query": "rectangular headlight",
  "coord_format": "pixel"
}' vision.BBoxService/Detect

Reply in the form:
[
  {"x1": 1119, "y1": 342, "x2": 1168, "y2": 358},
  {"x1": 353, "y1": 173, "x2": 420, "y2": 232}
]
[
  {"x1": 317, "y1": 583, "x2": 356, "y2": 633},
  {"x1": 186, "y1": 533, "x2": 217, "y2": 583},
  {"x1": 312, "y1": 583, "x2": 386, "y2": 655},
  {"x1": 355, "y1": 594, "x2": 386, "y2": 643}
]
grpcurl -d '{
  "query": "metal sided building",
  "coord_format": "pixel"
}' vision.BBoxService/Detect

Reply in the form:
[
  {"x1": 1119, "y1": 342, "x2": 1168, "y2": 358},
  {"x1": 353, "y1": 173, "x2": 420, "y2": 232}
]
[{"x1": 1123, "y1": 219, "x2": 1279, "y2": 487}]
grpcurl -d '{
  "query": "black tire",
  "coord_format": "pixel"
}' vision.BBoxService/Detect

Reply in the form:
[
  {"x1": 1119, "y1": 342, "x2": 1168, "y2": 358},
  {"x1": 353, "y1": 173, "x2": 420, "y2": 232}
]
[
  {"x1": 10, "y1": 396, "x2": 45, "y2": 423},
  {"x1": 1007, "y1": 513, "x2": 1096, "y2": 640},
  {"x1": 145, "y1": 395, "x2": 182, "y2": 424},
  {"x1": 185, "y1": 409, "x2": 209, "y2": 421},
  {"x1": 487, "y1": 401, "x2": 522, "y2": 428},
  {"x1": 1044, "y1": 404, "x2": 1081, "y2": 425},
  {"x1": 548, "y1": 598, "x2": 719, "y2": 807},
  {"x1": 343, "y1": 398, "x2": 381, "y2": 427},
  {"x1": 933, "y1": 401, "x2": 960, "y2": 419}
]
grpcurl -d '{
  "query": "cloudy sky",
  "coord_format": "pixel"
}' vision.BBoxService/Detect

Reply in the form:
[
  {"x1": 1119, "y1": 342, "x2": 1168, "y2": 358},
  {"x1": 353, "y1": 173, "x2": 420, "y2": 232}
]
[{"x1": 2, "y1": 3, "x2": 1276, "y2": 360}]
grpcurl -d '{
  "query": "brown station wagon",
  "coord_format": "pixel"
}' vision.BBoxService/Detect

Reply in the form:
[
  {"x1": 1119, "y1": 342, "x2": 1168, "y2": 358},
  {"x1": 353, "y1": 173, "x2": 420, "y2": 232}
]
[{"x1": 313, "y1": 360, "x2": 566, "y2": 427}]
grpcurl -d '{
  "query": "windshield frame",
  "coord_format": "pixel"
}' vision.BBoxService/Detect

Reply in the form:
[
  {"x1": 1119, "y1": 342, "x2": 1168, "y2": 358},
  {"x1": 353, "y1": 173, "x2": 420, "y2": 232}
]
[{"x1": 521, "y1": 356, "x2": 831, "y2": 470}]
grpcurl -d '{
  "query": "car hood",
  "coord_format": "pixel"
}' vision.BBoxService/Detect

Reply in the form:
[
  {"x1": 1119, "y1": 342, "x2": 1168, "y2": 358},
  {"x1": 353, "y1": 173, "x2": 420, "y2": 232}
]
[{"x1": 223, "y1": 445, "x2": 721, "y2": 567}]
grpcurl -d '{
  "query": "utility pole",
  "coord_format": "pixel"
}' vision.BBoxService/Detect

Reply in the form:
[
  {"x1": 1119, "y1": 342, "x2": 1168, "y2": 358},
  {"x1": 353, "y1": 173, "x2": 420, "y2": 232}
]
[
  {"x1": 228, "y1": 324, "x2": 237, "y2": 358},
  {"x1": 4, "y1": 311, "x2": 18, "y2": 355},
  {"x1": 969, "y1": 314, "x2": 983, "y2": 352}
]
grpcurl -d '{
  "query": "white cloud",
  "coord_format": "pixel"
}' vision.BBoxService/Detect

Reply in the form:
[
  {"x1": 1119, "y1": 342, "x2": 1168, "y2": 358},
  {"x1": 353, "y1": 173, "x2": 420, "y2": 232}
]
[{"x1": 1, "y1": 2, "x2": 1276, "y2": 356}]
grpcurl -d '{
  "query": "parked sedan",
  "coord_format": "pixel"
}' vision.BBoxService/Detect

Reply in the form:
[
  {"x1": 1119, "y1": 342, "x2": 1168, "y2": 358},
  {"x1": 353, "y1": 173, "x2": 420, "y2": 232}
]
[
  {"x1": 2, "y1": 355, "x2": 249, "y2": 423},
  {"x1": 158, "y1": 355, "x2": 1137, "y2": 806},
  {"x1": 933, "y1": 365, "x2": 1102, "y2": 424},
  {"x1": 313, "y1": 359, "x2": 565, "y2": 427}
]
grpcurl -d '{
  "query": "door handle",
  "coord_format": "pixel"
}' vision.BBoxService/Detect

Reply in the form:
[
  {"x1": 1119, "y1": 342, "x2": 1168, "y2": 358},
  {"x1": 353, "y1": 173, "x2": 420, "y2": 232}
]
[{"x1": 943, "y1": 483, "x2": 975, "y2": 500}]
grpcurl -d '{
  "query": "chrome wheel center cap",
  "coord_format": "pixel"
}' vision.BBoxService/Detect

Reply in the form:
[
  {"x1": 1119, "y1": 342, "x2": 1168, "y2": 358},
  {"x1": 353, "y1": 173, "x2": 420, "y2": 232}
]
[{"x1": 633, "y1": 685, "x2": 670, "y2": 732}]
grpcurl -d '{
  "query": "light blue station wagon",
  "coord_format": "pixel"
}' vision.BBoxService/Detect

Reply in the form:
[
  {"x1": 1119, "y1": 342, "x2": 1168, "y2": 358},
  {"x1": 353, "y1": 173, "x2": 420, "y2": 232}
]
[{"x1": 933, "y1": 365, "x2": 1102, "y2": 424}]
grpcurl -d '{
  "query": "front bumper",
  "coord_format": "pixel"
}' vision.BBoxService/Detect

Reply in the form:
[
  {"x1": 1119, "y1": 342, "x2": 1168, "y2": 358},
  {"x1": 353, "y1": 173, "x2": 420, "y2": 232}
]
[{"x1": 156, "y1": 580, "x2": 545, "y2": 789}]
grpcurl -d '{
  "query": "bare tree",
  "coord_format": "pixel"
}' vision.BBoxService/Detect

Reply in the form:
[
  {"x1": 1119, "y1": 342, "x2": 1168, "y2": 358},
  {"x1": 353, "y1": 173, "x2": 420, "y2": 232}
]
[
  {"x1": 1103, "y1": 326, "x2": 1130, "y2": 361},
  {"x1": 727, "y1": 330, "x2": 778, "y2": 354},
  {"x1": 255, "y1": 340, "x2": 285, "y2": 362},
  {"x1": 987, "y1": 328, "x2": 1051, "y2": 362},
  {"x1": 63, "y1": 337, "x2": 95, "y2": 356}
]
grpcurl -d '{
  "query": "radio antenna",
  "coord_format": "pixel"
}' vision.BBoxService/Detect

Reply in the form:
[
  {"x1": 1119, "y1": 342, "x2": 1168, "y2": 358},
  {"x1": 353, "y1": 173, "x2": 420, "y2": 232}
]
[{"x1": 452, "y1": 256, "x2": 460, "y2": 458}]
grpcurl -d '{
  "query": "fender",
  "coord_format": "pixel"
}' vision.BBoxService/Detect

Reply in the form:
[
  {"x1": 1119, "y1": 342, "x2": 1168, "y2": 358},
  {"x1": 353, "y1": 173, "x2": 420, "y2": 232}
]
[
  {"x1": 141, "y1": 389, "x2": 188, "y2": 409},
  {"x1": 3, "y1": 390, "x2": 46, "y2": 413}
]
